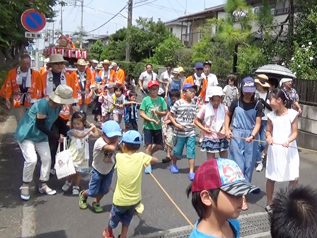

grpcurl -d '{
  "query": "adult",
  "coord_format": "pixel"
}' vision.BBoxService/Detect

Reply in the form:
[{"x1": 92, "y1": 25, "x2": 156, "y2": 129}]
[
  {"x1": 40, "y1": 58, "x2": 50, "y2": 75},
  {"x1": 202, "y1": 60, "x2": 218, "y2": 102},
  {"x1": 89, "y1": 59, "x2": 98, "y2": 80},
  {"x1": 109, "y1": 62, "x2": 125, "y2": 86},
  {"x1": 138, "y1": 63, "x2": 158, "y2": 97},
  {"x1": 72, "y1": 59, "x2": 95, "y2": 113},
  {"x1": 158, "y1": 64, "x2": 172, "y2": 97},
  {"x1": 280, "y1": 78, "x2": 302, "y2": 114},
  {"x1": 178, "y1": 66, "x2": 186, "y2": 85},
  {"x1": 99, "y1": 59, "x2": 111, "y2": 85},
  {"x1": 40, "y1": 54, "x2": 78, "y2": 174},
  {"x1": 15, "y1": 85, "x2": 74, "y2": 200},
  {"x1": 165, "y1": 68, "x2": 182, "y2": 108},
  {"x1": 254, "y1": 74, "x2": 272, "y2": 172},
  {"x1": 0, "y1": 54, "x2": 41, "y2": 123}
]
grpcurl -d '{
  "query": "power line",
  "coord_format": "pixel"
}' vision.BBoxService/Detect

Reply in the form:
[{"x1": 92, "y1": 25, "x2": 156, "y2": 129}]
[
  {"x1": 86, "y1": 0, "x2": 94, "y2": 5},
  {"x1": 87, "y1": 4, "x2": 128, "y2": 33},
  {"x1": 166, "y1": 0, "x2": 181, "y2": 16},
  {"x1": 83, "y1": 5, "x2": 126, "y2": 18}
]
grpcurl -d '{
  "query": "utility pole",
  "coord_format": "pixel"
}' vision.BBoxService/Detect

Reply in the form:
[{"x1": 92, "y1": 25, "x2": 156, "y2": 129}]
[
  {"x1": 80, "y1": 0, "x2": 84, "y2": 49},
  {"x1": 60, "y1": 4, "x2": 63, "y2": 34},
  {"x1": 184, "y1": 0, "x2": 187, "y2": 15},
  {"x1": 125, "y1": 0, "x2": 133, "y2": 61}
]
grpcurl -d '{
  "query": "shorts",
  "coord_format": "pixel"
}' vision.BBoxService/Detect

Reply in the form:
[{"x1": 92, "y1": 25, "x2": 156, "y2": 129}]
[
  {"x1": 86, "y1": 168, "x2": 114, "y2": 197},
  {"x1": 108, "y1": 203, "x2": 139, "y2": 228},
  {"x1": 143, "y1": 129, "x2": 163, "y2": 146},
  {"x1": 201, "y1": 138, "x2": 229, "y2": 153},
  {"x1": 163, "y1": 125, "x2": 174, "y2": 147},
  {"x1": 173, "y1": 136, "x2": 196, "y2": 159},
  {"x1": 125, "y1": 120, "x2": 138, "y2": 131}
]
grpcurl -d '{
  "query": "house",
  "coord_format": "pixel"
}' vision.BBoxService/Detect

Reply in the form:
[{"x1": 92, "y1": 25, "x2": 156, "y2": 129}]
[
  {"x1": 165, "y1": 0, "x2": 297, "y2": 48},
  {"x1": 83, "y1": 34, "x2": 109, "y2": 49}
]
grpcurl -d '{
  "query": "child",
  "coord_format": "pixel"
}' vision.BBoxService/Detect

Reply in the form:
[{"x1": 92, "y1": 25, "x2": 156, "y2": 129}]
[
  {"x1": 270, "y1": 186, "x2": 317, "y2": 238},
  {"x1": 79, "y1": 120, "x2": 122, "y2": 213},
  {"x1": 102, "y1": 130, "x2": 158, "y2": 238},
  {"x1": 223, "y1": 74, "x2": 239, "y2": 108},
  {"x1": 139, "y1": 80, "x2": 167, "y2": 173},
  {"x1": 169, "y1": 83, "x2": 198, "y2": 181},
  {"x1": 187, "y1": 158, "x2": 260, "y2": 238},
  {"x1": 162, "y1": 89, "x2": 180, "y2": 163},
  {"x1": 224, "y1": 77, "x2": 263, "y2": 211},
  {"x1": 265, "y1": 88, "x2": 299, "y2": 214},
  {"x1": 62, "y1": 112, "x2": 99, "y2": 195},
  {"x1": 124, "y1": 91, "x2": 140, "y2": 131},
  {"x1": 112, "y1": 86, "x2": 125, "y2": 124},
  {"x1": 99, "y1": 83, "x2": 115, "y2": 122},
  {"x1": 254, "y1": 74, "x2": 272, "y2": 172},
  {"x1": 194, "y1": 86, "x2": 229, "y2": 160},
  {"x1": 92, "y1": 76, "x2": 103, "y2": 122}
]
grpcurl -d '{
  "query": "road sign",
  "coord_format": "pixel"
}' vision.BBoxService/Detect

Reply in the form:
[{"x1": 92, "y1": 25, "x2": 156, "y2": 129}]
[
  {"x1": 25, "y1": 32, "x2": 41, "y2": 39},
  {"x1": 21, "y1": 9, "x2": 46, "y2": 32},
  {"x1": 27, "y1": 44, "x2": 34, "y2": 52}
]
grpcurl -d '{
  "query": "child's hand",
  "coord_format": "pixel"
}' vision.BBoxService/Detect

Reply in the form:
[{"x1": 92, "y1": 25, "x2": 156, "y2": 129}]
[
  {"x1": 176, "y1": 124, "x2": 185, "y2": 131},
  {"x1": 266, "y1": 136, "x2": 273, "y2": 145},
  {"x1": 245, "y1": 136, "x2": 253, "y2": 143},
  {"x1": 204, "y1": 127, "x2": 212, "y2": 133},
  {"x1": 225, "y1": 129, "x2": 233, "y2": 139},
  {"x1": 151, "y1": 119, "x2": 160, "y2": 125},
  {"x1": 150, "y1": 108, "x2": 157, "y2": 114},
  {"x1": 282, "y1": 141, "x2": 290, "y2": 148},
  {"x1": 90, "y1": 124, "x2": 96, "y2": 130}
]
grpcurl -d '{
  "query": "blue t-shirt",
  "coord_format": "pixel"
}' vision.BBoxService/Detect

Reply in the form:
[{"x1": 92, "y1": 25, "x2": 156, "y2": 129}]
[
  {"x1": 15, "y1": 98, "x2": 62, "y2": 143},
  {"x1": 189, "y1": 219, "x2": 240, "y2": 238}
]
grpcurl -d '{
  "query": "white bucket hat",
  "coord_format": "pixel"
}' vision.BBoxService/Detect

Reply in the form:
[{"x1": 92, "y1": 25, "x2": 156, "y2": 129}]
[
  {"x1": 206, "y1": 86, "x2": 224, "y2": 98},
  {"x1": 109, "y1": 62, "x2": 117, "y2": 69},
  {"x1": 90, "y1": 59, "x2": 98, "y2": 64},
  {"x1": 172, "y1": 68, "x2": 179, "y2": 74},
  {"x1": 49, "y1": 85, "x2": 74, "y2": 104},
  {"x1": 280, "y1": 78, "x2": 292, "y2": 87}
]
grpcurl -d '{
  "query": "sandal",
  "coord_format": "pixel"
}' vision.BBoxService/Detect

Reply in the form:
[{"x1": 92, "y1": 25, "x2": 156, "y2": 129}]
[
  {"x1": 38, "y1": 184, "x2": 56, "y2": 195},
  {"x1": 242, "y1": 196, "x2": 248, "y2": 211},
  {"x1": 265, "y1": 204, "x2": 274, "y2": 214},
  {"x1": 20, "y1": 185, "x2": 30, "y2": 201}
]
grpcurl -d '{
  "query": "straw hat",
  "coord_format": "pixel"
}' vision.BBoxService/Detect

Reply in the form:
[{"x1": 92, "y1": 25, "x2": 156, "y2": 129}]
[
  {"x1": 74, "y1": 59, "x2": 88, "y2": 66},
  {"x1": 48, "y1": 54, "x2": 67, "y2": 64},
  {"x1": 101, "y1": 59, "x2": 110, "y2": 65},
  {"x1": 206, "y1": 86, "x2": 224, "y2": 98},
  {"x1": 109, "y1": 62, "x2": 117, "y2": 69},
  {"x1": 49, "y1": 85, "x2": 74, "y2": 104},
  {"x1": 96, "y1": 63, "x2": 103, "y2": 70},
  {"x1": 90, "y1": 59, "x2": 98, "y2": 64},
  {"x1": 172, "y1": 68, "x2": 179, "y2": 74},
  {"x1": 178, "y1": 66, "x2": 185, "y2": 73},
  {"x1": 254, "y1": 74, "x2": 270, "y2": 88}
]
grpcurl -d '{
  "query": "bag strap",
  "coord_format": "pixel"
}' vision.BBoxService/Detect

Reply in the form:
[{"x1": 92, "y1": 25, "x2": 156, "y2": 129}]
[{"x1": 57, "y1": 137, "x2": 68, "y2": 153}]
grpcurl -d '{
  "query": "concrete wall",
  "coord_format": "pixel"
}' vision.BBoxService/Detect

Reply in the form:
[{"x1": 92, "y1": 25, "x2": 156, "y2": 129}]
[{"x1": 297, "y1": 104, "x2": 317, "y2": 150}]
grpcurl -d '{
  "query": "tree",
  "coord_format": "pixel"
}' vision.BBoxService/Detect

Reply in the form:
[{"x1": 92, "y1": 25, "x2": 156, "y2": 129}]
[
  {"x1": 0, "y1": 0, "x2": 56, "y2": 66},
  {"x1": 89, "y1": 40, "x2": 104, "y2": 61},
  {"x1": 101, "y1": 28, "x2": 127, "y2": 61}
]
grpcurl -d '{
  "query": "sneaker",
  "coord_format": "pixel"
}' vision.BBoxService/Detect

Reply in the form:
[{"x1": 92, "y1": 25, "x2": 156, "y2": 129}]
[
  {"x1": 144, "y1": 165, "x2": 152, "y2": 174},
  {"x1": 20, "y1": 185, "x2": 30, "y2": 201},
  {"x1": 79, "y1": 190, "x2": 87, "y2": 209},
  {"x1": 170, "y1": 164, "x2": 179, "y2": 174},
  {"x1": 256, "y1": 163, "x2": 263, "y2": 172},
  {"x1": 92, "y1": 201, "x2": 103, "y2": 213},
  {"x1": 38, "y1": 184, "x2": 56, "y2": 195},
  {"x1": 62, "y1": 181, "x2": 72, "y2": 192},
  {"x1": 265, "y1": 204, "x2": 274, "y2": 214},
  {"x1": 72, "y1": 186, "x2": 80, "y2": 196},
  {"x1": 102, "y1": 228, "x2": 114, "y2": 238},
  {"x1": 162, "y1": 157, "x2": 171, "y2": 163},
  {"x1": 188, "y1": 172, "x2": 195, "y2": 181}
]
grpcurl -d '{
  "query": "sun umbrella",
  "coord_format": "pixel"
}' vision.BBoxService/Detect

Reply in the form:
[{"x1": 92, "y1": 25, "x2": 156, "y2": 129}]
[{"x1": 255, "y1": 64, "x2": 296, "y2": 78}]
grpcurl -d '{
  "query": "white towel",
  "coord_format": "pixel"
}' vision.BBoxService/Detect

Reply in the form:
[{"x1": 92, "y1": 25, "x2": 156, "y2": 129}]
[
  {"x1": 16, "y1": 67, "x2": 31, "y2": 88},
  {"x1": 101, "y1": 69, "x2": 111, "y2": 81},
  {"x1": 46, "y1": 71, "x2": 66, "y2": 95},
  {"x1": 194, "y1": 73, "x2": 204, "y2": 87},
  {"x1": 204, "y1": 103, "x2": 225, "y2": 132}
]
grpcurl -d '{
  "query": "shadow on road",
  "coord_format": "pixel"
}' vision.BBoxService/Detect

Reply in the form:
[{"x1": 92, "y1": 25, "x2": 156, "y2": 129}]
[
  {"x1": 132, "y1": 215, "x2": 162, "y2": 237},
  {"x1": 18, "y1": 230, "x2": 67, "y2": 238}
]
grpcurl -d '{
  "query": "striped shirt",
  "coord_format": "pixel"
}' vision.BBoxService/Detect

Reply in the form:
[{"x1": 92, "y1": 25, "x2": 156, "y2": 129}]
[{"x1": 170, "y1": 99, "x2": 198, "y2": 137}]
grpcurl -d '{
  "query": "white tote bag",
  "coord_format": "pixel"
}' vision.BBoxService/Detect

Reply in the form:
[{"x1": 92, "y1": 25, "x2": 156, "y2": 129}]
[{"x1": 54, "y1": 138, "x2": 76, "y2": 179}]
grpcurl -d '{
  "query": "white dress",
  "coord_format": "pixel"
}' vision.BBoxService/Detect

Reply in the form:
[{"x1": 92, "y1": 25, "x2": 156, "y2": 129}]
[{"x1": 266, "y1": 109, "x2": 300, "y2": 182}]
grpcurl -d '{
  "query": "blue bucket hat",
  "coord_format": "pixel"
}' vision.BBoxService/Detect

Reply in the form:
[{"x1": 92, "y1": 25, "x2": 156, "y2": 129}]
[
  {"x1": 101, "y1": 120, "x2": 122, "y2": 138},
  {"x1": 95, "y1": 76, "x2": 102, "y2": 83},
  {"x1": 241, "y1": 77, "x2": 256, "y2": 93},
  {"x1": 122, "y1": 130, "x2": 142, "y2": 145}
]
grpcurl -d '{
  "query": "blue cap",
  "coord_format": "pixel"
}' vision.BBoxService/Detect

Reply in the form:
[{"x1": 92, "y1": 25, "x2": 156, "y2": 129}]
[
  {"x1": 95, "y1": 76, "x2": 102, "y2": 83},
  {"x1": 194, "y1": 62, "x2": 204, "y2": 69},
  {"x1": 101, "y1": 120, "x2": 122, "y2": 138},
  {"x1": 122, "y1": 130, "x2": 142, "y2": 145},
  {"x1": 182, "y1": 83, "x2": 196, "y2": 91},
  {"x1": 242, "y1": 77, "x2": 256, "y2": 93}
]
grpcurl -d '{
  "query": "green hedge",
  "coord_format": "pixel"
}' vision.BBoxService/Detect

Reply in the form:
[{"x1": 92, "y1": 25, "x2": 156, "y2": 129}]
[{"x1": 0, "y1": 70, "x2": 9, "y2": 88}]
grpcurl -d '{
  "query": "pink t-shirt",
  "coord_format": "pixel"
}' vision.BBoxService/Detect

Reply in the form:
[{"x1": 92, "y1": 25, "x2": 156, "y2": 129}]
[{"x1": 197, "y1": 104, "x2": 228, "y2": 140}]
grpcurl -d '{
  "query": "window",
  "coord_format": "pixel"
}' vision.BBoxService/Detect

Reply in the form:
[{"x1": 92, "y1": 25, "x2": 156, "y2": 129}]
[{"x1": 169, "y1": 28, "x2": 173, "y2": 33}]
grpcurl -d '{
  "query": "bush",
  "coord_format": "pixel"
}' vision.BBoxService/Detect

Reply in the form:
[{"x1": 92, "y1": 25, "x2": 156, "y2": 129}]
[{"x1": 0, "y1": 69, "x2": 8, "y2": 88}]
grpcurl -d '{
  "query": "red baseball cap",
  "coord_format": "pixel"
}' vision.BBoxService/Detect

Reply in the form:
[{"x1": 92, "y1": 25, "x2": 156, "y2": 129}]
[
  {"x1": 191, "y1": 159, "x2": 260, "y2": 196},
  {"x1": 148, "y1": 80, "x2": 160, "y2": 88}
]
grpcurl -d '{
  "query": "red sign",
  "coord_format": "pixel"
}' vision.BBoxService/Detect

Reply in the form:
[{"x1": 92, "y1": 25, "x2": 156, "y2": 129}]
[{"x1": 21, "y1": 9, "x2": 46, "y2": 32}]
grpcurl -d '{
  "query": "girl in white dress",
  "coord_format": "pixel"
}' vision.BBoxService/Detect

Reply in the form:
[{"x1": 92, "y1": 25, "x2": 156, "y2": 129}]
[
  {"x1": 265, "y1": 88, "x2": 299, "y2": 213},
  {"x1": 61, "y1": 112, "x2": 99, "y2": 195}
]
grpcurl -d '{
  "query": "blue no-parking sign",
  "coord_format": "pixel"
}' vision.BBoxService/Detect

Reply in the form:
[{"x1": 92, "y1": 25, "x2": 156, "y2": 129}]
[{"x1": 21, "y1": 9, "x2": 46, "y2": 32}]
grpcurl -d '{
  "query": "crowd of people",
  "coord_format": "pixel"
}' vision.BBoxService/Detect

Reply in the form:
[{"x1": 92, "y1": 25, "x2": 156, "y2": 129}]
[{"x1": 1, "y1": 53, "x2": 316, "y2": 238}]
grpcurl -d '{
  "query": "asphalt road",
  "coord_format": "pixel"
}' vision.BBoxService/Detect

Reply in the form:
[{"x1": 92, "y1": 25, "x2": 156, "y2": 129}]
[{"x1": 1, "y1": 113, "x2": 317, "y2": 238}]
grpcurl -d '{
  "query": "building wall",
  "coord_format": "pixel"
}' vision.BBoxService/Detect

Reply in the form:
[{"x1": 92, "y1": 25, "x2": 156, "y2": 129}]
[
  {"x1": 298, "y1": 104, "x2": 317, "y2": 150},
  {"x1": 167, "y1": 24, "x2": 183, "y2": 40}
]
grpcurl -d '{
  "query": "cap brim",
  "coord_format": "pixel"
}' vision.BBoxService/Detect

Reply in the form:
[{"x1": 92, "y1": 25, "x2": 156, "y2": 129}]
[
  {"x1": 105, "y1": 131, "x2": 122, "y2": 138},
  {"x1": 242, "y1": 87, "x2": 256, "y2": 93},
  {"x1": 183, "y1": 85, "x2": 197, "y2": 91},
  {"x1": 254, "y1": 79, "x2": 270, "y2": 88},
  {"x1": 220, "y1": 181, "x2": 260, "y2": 196},
  {"x1": 49, "y1": 93, "x2": 74, "y2": 105}
]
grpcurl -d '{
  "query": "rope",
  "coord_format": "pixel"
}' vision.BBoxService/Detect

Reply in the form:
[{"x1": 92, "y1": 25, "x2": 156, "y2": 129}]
[{"x1": 143, "y1": 164, "x2": 194, "y2": 228}]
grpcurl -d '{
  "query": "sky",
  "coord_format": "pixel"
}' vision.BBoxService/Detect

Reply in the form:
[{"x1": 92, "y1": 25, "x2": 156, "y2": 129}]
[{"x1": 44, "y1": 0, "x2": 226, "y2": 38}]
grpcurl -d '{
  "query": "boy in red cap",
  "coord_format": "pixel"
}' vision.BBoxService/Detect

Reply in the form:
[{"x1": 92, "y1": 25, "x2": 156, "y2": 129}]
[
  {"x1": 139, "y1": 80, "x2": 167, "y2": 173},
  {"x1": 186, "y1": 158, "x2": 260, "y2": 238}
]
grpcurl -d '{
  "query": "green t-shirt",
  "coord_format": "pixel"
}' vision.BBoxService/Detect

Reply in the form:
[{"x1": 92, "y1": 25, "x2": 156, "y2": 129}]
[{"x1": 140, "y1": 96, "x2": 167, "y2": 130}]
